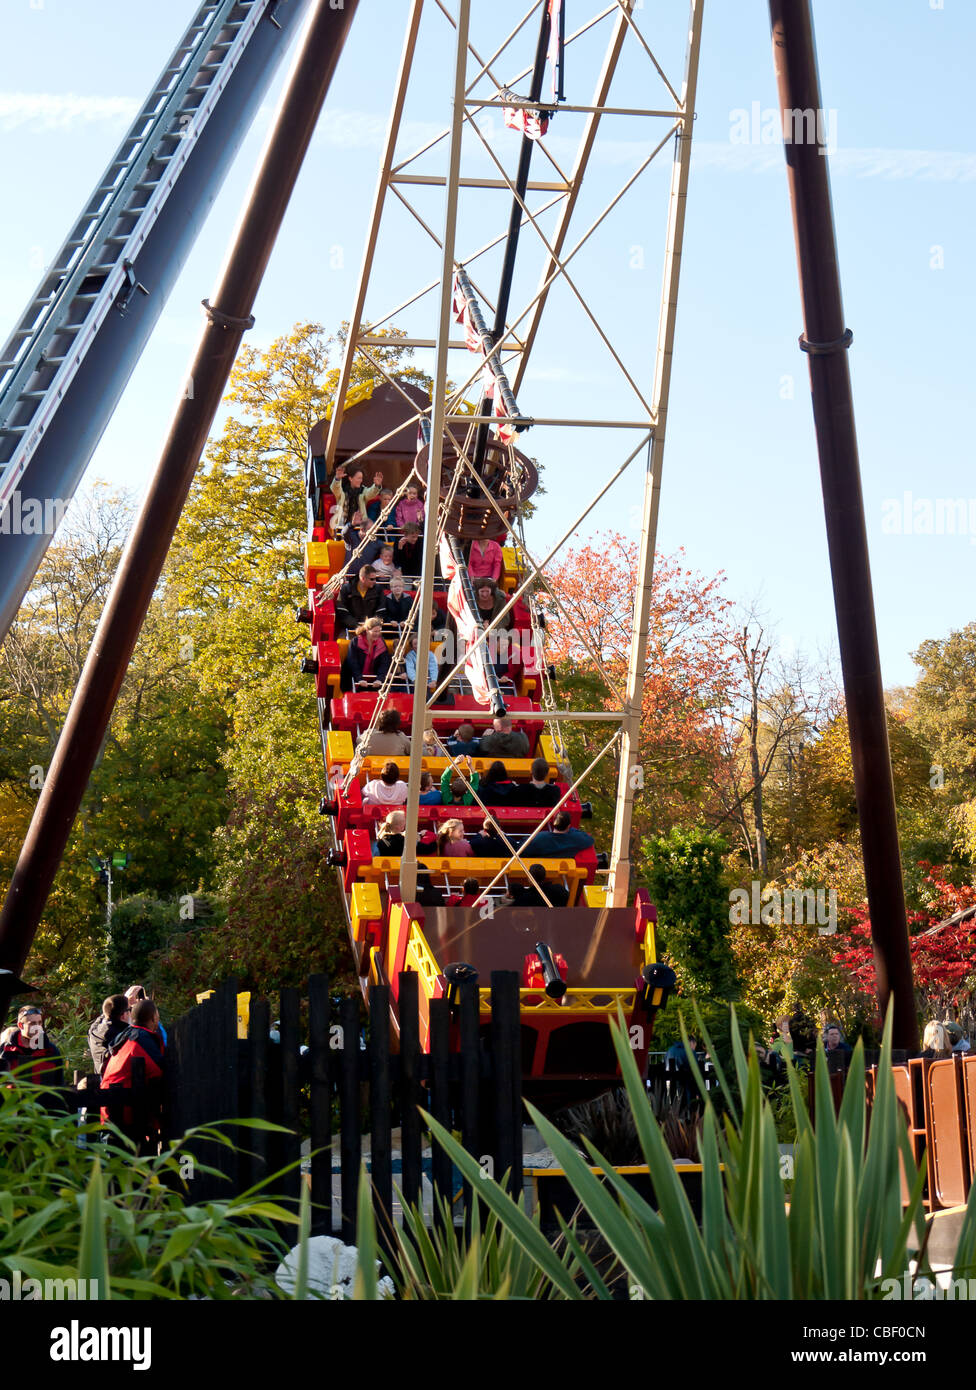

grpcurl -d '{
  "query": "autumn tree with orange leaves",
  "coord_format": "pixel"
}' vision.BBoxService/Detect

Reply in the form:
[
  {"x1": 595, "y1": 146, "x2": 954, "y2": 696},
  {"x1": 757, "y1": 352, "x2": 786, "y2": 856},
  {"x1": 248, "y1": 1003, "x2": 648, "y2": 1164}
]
[{"x1": 539, "y1": 533, "x2": 735, "y2": 848}]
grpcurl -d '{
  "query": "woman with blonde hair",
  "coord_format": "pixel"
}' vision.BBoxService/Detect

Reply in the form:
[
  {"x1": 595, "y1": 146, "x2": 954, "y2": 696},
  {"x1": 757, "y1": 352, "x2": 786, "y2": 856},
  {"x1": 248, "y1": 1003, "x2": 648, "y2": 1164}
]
[
  {"x1": 376, "y1": 810, "x2": 407, "y2": 856},
  {"x1": 922, "y1": 1021, "x2": 952, "y2": 1059},
  {"x1": 437, "y1": 818, "x2": 473, "y2": 858}
]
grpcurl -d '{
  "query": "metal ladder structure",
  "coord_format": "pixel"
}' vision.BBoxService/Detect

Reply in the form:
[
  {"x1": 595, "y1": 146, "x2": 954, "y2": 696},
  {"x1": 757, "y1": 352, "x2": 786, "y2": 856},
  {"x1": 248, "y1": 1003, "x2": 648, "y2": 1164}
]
[{"x1": 0, "y1": 0, "x2": 315, "y2": 642}]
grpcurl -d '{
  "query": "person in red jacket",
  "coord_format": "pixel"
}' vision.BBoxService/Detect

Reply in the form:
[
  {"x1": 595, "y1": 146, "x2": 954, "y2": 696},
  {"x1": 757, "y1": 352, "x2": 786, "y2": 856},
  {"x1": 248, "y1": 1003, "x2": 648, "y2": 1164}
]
[
  {"x1": 0, "y1": 1004, "x2": 62, "y2": 1085},
  {"x1": 100, "y1": 998, "x2": 165, "y2": 1151}
]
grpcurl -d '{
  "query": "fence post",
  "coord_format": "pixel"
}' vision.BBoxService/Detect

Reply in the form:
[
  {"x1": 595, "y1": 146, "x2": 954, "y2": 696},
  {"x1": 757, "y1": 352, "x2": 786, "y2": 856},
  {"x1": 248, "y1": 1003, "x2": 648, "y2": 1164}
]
[
  {"x1": 398, "y1": 972, "x2": 422, "y2": 1216},
  {"x1": 247, "y1": 997, "x2": 270, "y2": 1194},
  {"x1": 218, "y1": 979, "x2": 239, "y2": 1194},
  {"x1": 339, "y1": 995, "x2": 362, "y2": 1245},
  {"x1": 490, "y1": 971, "x2": 522, "y2": 1198},
  {"x1": 279, "y1": 987, "x2": 302, "y2": 1214},
  {"x1": 459, "y1": 975, "x2": 481, "y2": 1230},
  {"x1": 308, "y1": 975, "x2": 333, "y2": 1236},
  {"x1": 428, "y1": 997, "x2": 452, "y2": 1227},
  {"x1": 369, "y1": 984, "x2": 393, "y2": 1248}
]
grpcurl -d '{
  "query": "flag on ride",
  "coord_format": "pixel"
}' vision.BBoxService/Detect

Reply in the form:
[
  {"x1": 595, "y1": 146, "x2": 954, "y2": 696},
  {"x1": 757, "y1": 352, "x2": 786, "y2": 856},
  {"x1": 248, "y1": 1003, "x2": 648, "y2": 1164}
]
[
  {"x1": 502, "y1": 101, "x2": 549, "y2": 141},
  {"x1": 452, "y1": 273, "x2": 482, "y2": 352},
  {"x1": 500, "y1": 1, "x2": 562, "y2": 138},
  {"x1": 438, "y1": 535, "x2": 492, "y2": 707},
  {"x1": 482, "y1": 372, "x2": 517, "y2": 448}
]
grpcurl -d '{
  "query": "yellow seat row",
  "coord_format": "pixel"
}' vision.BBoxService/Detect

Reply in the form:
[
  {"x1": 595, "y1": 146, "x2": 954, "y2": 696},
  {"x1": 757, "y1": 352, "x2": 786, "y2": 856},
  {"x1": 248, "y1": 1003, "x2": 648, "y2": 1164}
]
[
  {"x1": 305, "y1": 539, "x2": 346, "y2": 587},
  {"x1": 307, "y1": 540, "x2": 526, "y2": 594},
  {"x1": 358, "y1": 855, "x2": 586, "y2": 905},
  {"x1": 326, "y1": 735, "x2": 560, "y2": 785}
]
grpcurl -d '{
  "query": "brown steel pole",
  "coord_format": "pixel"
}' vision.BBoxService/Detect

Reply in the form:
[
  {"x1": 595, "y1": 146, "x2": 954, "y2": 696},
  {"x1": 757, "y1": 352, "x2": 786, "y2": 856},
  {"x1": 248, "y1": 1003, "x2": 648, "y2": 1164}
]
[
  {"x1": 0, "y1": 0, "x2": 358, "y2": 987},
  {"x1": 769, "y1": 0, "x2": 917, "y2": 1050}
]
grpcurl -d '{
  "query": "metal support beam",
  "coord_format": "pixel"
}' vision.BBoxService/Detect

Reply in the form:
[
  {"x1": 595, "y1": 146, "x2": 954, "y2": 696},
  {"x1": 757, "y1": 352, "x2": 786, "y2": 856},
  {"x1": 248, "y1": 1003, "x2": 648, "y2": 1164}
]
[
  {"x1": 607, "y1": 0, "x2": 703, "y2": 907},
  {"x1": 0, "y1": 0, "x2": 359, "y2": 978},
  {"x1": 470, "y1": 0, "x2": 552, "y2": 478},
  {"x1": 324, "y1": 0, "x2": 424, "y2": 469},
  {"x1": 768, "y1": 0, "x2": 917, "y2": 1051},
  {"x1": 399, "y1": 0, "x2": 471, "y2": 905}
]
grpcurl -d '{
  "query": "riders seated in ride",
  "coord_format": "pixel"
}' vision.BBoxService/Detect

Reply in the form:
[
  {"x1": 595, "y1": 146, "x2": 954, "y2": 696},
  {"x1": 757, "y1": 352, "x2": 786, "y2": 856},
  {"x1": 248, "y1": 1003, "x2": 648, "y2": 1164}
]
[
  {"x1": 336, "y1": 566, "x2": 381, "y2": 634},
  {"x1": 378, "y1": 571, "x2": 413, "y2": 626},
  {"x1": 440, "y1": 758, "x2": 480, "y2": 805},
  {"x1": 467, "y1": 537, "x2": 504, "y2": 585},
  {"x1": 363, "y1": 760, "x2": 409, "y2": 807},
  {"x1": 478, "y1": 760, "x2": 520, "y2": 804},
  {"x1": 437, "y1": 819, "x2": 473, "y2": 857},
  {"x1": 358, "y1": 707, "x2": 410, "y2": 756},
  {"x1": 342, "y1": 618, "x2": 391, "y2": 691},
  {"x1": 521, "y1": 810, "x2": 594, "y2": 858},
  {"x1": 479, "y1": 715, "x2": 529, "y2": 758}
]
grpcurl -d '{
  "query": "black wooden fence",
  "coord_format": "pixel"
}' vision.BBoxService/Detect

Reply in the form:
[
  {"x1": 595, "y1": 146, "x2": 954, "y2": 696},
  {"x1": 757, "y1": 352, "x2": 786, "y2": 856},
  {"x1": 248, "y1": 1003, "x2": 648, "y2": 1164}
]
[{"x1": 159, "y1": 970, "x2": 524, "y2": 1242}]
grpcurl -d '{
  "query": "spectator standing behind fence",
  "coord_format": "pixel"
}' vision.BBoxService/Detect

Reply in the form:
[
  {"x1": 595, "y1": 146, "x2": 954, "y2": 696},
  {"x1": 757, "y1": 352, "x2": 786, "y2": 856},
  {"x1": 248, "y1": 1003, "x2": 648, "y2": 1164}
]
[
  {"x1": 921, "y1": 1021, "x2": 952, "y2": 1059},
  {"x1": 945, "y1": 1020, "x2": 971, "y2": 1053},
  {"x1": 822, "y1": 1024, "x2": 852, "y2": 1059},
  {"x1": 0, "y1": 1004, "x2": 62, "y2": 1083},
  {"x1": 125, "y1": 984, "x2": 167, "y2": 1046},
  {"x1": 101, "y1": 998, "x2": 165, "y2": 1150},
  {"x1": 88, "y1": 995, "x2": 131, "y2": 1074}
]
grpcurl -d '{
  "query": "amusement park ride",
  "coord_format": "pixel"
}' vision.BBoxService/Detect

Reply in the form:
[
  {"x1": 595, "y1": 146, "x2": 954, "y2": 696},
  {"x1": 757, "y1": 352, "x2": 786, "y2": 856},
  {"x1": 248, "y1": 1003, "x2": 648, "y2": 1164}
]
[{"x1": 0, "y1": 0, "x2": 919, "y2": 1062}]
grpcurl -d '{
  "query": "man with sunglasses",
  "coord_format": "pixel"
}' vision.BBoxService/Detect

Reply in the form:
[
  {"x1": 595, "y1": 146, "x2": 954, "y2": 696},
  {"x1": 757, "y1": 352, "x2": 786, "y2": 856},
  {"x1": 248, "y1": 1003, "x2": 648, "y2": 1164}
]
[{"x1": 335, "y1": 564, "x2": 381, "y2": 635}]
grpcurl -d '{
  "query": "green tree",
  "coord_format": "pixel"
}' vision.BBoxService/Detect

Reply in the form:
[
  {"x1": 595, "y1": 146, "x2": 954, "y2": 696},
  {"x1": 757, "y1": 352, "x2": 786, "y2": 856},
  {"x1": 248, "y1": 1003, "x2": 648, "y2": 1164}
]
[
  {"x1": 639, "y1": 826, "x2": 740, "y2": 1000},
  {"x1": 0, "y1": 487, "x2": 228, "y2": 990},
  {"x1": 149, "y1": 324, "x2": 427, "y2": 1009}
]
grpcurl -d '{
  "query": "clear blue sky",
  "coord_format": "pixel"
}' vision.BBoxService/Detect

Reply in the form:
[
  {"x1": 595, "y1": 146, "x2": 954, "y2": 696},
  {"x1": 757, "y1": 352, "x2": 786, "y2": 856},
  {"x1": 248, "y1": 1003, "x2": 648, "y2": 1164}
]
[{"x1": 2, "y1": 0, "x2": 973, "y2": 688}]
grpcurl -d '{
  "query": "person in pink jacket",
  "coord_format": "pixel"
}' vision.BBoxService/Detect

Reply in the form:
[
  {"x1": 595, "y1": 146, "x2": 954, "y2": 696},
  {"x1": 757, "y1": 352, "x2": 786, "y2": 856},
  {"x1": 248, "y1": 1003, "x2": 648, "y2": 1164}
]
[
  {"x1": 467, "y1": 536, "x2": 503, "y2": 584},
  {"x1": 395, "y1": 483, "x2": 426, "y2": 530}
]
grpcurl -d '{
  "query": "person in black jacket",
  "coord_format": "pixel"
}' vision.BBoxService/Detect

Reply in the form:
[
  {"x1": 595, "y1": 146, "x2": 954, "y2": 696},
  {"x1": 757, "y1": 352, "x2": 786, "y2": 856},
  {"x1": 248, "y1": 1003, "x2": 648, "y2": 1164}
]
[
  {"x1": 510, "y1": 864, "x2": 570, "y2": 908},
  {"x1": 479, "y1": 761, "x2": 520, "y2": 804},
  {"x1": 378, "y1": 571, "x2": 413, "y2": 628},
  {"x1": 88, "y1": 994, "x2": 131, "y2": 1075},
  {"x1": 511, "y1": 758, "x2": 560, "y2": 807},
  {"x1": 341, "y1": 619, "x2": 392, "y2": 692},
  {"x1": 335, "y1": 566, "x2": 381, "y2": 635}
]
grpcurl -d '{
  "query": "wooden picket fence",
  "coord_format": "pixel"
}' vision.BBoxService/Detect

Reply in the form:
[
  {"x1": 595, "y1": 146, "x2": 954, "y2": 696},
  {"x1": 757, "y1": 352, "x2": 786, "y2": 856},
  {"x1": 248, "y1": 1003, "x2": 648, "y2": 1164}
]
[{"x1": 159, "y1": 971, "x2": 523, "y2": 1242}]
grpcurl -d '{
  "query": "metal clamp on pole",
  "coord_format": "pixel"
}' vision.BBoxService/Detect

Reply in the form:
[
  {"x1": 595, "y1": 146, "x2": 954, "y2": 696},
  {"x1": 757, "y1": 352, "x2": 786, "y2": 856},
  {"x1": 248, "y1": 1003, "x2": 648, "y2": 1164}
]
[
  {"x1": 798, "y1": 327, "x2": 853, "y2": 355},
  {"x1": 202, "y1": 299, "x2": 256, "y2": 332}
]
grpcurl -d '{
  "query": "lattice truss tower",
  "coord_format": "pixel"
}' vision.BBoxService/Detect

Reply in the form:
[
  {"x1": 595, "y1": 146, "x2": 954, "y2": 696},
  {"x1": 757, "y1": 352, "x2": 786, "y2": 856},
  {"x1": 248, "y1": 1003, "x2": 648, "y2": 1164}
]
[{"x1": 323, "y1": 0, "x2": 704, "y2": 907}]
